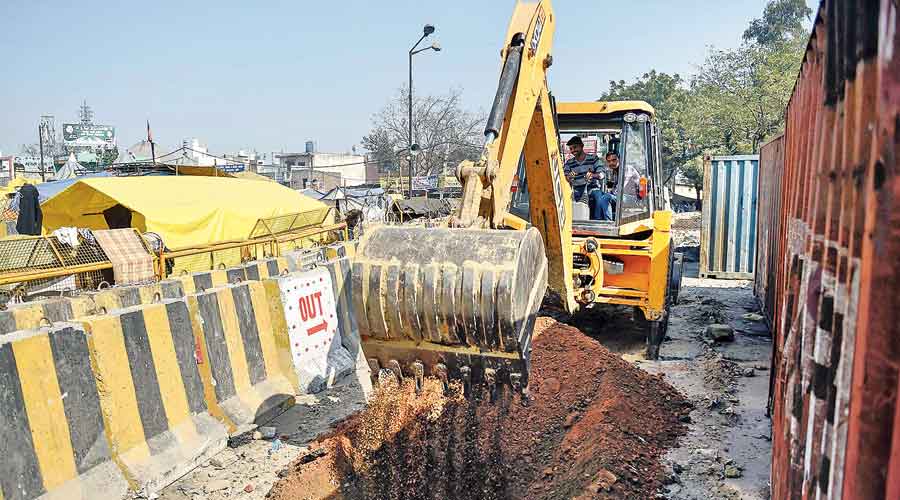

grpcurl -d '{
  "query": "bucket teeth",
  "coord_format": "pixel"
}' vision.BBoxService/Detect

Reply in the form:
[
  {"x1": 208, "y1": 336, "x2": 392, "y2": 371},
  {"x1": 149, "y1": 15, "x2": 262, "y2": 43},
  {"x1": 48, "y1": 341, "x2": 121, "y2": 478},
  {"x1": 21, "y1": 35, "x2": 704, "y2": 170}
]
[
  {"x1": 510, "y1": 372, "x2": 523, "y2": 393},
  {"x1": 434, "y1": 363, "x2": 449, "y2": 393},
  {"x1": 412, "y1": 361, "x2": 425, "y2": 394},
  {"x1": 387, "y1": 359, "x2": 404, "y2": 383},
  {"x1": 460, "y1": 366, "x2": 472, "y2": 398},
  {"x1": 484, "y1": 368, "x2": 498, "y2": 401},
  {"x1": 367, "y1": 358, "x2": 382, "y2": 386},
  {"x1": 377, "y1": 368, "x2": 398, "y2": 388}
]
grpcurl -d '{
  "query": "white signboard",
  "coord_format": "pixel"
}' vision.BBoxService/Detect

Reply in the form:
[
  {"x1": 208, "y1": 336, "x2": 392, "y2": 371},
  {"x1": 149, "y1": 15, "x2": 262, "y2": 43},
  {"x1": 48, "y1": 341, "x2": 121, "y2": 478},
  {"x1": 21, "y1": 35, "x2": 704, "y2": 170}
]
[
  {"x1": 279, "y1": 267, "x2": 351, "y2": 392},
  {"x1": 0, "y1": 157, "x2": 12, "y2": 178},
  {"x1": 15, "y1": 156, "x2": 54, "y2": 174}
]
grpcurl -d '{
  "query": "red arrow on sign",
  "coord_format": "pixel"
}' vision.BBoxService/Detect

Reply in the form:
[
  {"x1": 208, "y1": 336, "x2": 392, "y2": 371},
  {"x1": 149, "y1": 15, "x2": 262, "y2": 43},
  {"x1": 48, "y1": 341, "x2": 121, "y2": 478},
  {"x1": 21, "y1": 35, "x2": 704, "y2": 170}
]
[{"x1": 307, "y1": 320, "x2": 327, "y2": 336}]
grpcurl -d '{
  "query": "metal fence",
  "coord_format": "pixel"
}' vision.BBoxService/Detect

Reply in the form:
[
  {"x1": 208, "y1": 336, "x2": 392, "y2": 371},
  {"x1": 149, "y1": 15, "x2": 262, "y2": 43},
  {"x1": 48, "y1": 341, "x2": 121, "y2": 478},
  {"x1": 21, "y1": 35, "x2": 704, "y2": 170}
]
[
  {"x1": 0, "y1": 215, "x2": 347, "y2": 307},
  {"x1": 700, "y1": 155, "x2": 760, "y2": 279},
  {"x1": 0, "y1": 232, "x2": 119, "y2": 302},
  {"x1": 761, "y1": 1, "x2": 900, "y2": 499}
]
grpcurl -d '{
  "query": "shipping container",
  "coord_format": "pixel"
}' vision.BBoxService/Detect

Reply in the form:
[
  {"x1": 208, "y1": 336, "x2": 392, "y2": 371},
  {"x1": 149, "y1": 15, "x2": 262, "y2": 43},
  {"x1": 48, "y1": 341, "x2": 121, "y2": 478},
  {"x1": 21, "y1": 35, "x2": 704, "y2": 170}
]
[
  {"x1": 700, "y1": 155, "x2": 759, "y2": 279},
  {"x1": 755, "y1": 135, "x2": 784, "y2": 327},
  {"x1": 758, "y1": 1, "x2": 900, "y2": 499}
]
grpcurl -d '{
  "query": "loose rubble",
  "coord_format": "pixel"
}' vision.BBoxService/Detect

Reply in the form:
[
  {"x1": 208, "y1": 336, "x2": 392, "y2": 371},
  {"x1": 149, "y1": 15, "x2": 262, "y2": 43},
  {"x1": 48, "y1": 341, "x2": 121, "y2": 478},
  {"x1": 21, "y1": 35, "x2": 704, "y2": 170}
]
[{"x1": 269, "y1": 318, "x2": 690, "y2": 500}]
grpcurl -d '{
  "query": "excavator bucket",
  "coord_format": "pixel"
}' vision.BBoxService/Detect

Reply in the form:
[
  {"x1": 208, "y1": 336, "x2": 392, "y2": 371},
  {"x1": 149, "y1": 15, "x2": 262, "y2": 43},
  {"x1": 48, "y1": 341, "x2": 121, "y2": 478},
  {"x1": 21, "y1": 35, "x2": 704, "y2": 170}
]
[{"x1": 351, "y1": 225, "x2": 548, "y2": 395}]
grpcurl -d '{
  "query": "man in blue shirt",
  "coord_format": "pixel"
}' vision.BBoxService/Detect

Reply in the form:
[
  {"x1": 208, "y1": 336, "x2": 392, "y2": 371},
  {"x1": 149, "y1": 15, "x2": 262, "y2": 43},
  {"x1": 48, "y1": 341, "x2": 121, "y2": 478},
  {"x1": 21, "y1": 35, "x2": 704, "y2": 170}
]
[{"x1": 563, "y1": 136, "x2": 606, "y2": 220}]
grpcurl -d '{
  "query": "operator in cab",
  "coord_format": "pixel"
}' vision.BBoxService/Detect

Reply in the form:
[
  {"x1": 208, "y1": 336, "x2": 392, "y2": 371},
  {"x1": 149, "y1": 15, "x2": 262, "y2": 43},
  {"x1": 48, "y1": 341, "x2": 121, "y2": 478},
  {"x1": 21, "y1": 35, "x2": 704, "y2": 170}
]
[
  {"x1": 594, "y1": 150, "x2": 642, "y2": 221},
  {"x1": 563, "y1": 136, "x2": 606, "y2": 220}
]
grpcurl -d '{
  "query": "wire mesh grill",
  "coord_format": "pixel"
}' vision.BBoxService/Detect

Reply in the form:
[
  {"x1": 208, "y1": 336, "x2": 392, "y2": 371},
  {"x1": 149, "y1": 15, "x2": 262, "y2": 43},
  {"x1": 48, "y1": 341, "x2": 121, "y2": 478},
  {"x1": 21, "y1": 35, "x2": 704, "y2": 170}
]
[
  {"x1": 248, "y1": 208, "x2": 332, "y2": 239},
  {"x1": 1, "y1": 215, "x2": 345, "y2": 306},
  {"x1": 0, "y1": 234, "x2": 111, "y2": 298}
]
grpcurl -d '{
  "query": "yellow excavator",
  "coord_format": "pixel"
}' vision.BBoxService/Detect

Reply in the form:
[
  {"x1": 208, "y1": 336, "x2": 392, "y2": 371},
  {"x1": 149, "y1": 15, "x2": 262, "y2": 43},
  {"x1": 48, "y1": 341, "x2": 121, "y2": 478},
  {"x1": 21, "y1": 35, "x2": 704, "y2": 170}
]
[{"x1": 351, "y1": 0, "x2": 682, "y2": 395}]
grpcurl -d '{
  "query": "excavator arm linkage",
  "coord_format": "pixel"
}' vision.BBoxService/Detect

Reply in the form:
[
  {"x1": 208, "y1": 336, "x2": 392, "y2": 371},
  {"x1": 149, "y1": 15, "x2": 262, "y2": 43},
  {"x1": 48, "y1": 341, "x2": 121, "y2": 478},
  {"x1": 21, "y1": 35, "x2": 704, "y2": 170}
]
[{"x1": 352, "y1": 0, "x2": 574, "y2": 396}]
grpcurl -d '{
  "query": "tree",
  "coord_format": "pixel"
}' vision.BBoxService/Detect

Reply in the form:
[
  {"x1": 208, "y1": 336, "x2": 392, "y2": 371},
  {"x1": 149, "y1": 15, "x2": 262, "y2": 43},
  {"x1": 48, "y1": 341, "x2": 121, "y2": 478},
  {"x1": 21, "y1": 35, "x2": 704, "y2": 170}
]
[
  {"x1": 743, "y1": 0, "x2": 813, "y2": 47},
  {"x1": 601, "y1": 71, "x2": 700, "y2": 185},
  {"x1": 98, "y1": 146, "x2": 119, "y2": 166},
  {"x1": 598, "y1": 0, "x2": 810, "y2": 209},
  {"x1": 688, "y1": 26, "x2": 806, "y2": 154},
  {"x1": 680, "y1": 157, "x2": 705, "y2": 209},
  {"x1": 362, "y1": 86, "x2": 486, "y2": 178}
]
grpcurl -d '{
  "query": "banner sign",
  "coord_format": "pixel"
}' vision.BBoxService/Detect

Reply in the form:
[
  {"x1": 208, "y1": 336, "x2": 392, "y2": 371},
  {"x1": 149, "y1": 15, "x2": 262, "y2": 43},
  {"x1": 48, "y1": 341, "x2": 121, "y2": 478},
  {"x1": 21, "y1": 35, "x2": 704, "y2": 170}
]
[
  {"x1": 218, "y1": 164, "x2": 245, "y2": 173},
  {"x1": 62, "y1": 123, "x2": 116, "y2": 147}
]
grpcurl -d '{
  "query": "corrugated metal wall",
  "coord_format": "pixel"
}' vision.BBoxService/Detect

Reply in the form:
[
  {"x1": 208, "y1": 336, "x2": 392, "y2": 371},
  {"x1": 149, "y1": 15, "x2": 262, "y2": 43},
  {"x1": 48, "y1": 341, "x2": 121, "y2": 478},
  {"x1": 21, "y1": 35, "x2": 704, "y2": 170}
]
[
  {"x1": 758, "y1": 1, "x2": 900, "y2": 499},
  {"x1": 756, "y1": 135, "x2": 784, "y2": 327},
  {"x1": 700, "y1": 155, "x2": 760, "y2": 279}
]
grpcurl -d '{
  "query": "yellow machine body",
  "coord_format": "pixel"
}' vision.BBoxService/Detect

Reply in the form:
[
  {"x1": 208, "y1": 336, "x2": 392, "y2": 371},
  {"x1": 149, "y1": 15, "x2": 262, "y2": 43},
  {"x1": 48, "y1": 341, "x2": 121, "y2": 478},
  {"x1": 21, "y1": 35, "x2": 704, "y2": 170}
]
[{"x1": 352, "y1": 0, "x2": 681, "y2": 393}]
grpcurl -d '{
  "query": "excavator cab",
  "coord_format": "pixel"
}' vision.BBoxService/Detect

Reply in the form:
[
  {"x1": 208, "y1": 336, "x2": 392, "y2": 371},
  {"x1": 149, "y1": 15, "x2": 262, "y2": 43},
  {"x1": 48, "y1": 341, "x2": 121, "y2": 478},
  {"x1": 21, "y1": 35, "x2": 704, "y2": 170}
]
[{"x1": 512, "y1": 101, "x2": 665, "y2": 232}]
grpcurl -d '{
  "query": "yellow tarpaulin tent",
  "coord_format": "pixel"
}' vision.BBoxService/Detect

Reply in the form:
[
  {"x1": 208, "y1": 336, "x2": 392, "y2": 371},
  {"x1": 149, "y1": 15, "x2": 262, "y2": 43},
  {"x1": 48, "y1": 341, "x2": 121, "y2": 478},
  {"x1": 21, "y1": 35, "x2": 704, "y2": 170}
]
[{"x1": 41, "y1": 176, "x2": 330, "y2": 249}]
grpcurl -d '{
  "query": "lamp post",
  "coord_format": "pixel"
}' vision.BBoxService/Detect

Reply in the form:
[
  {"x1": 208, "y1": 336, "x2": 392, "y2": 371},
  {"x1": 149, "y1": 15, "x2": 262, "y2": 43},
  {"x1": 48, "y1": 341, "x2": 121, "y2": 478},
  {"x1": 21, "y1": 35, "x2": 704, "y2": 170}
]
[{"x1": 408, "y1": 23, "x2": 441, "y2": 198}]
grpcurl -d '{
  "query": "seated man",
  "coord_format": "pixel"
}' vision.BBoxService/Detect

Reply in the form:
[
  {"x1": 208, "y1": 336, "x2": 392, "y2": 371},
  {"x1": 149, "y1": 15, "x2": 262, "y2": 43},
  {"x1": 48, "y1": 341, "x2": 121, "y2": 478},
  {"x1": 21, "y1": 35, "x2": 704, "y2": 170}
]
[
  {"x1": 563, "y1": 136, "x2": 605, "y2": 219},
  {"x1": 591, "y1": 151, "x2": 618, "y2": 221},
  {"x1": 593, "y1": 150, "x2": 642, "y2": 221}
]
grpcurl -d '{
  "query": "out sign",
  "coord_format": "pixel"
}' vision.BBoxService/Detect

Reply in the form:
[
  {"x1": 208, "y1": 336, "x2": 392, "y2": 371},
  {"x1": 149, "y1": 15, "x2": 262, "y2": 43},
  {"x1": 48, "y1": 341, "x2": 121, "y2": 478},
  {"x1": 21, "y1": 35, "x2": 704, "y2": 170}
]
[{"x1": 299, "y1": 291, "x2": 328, "y2": 335}]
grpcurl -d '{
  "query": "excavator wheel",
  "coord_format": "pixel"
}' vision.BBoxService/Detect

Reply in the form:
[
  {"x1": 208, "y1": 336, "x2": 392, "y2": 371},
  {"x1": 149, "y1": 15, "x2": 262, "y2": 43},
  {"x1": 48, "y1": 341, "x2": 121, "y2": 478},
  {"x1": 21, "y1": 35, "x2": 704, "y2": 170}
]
[{"x1": 352, "y1": 225, "x2": 549, "y2": 395}]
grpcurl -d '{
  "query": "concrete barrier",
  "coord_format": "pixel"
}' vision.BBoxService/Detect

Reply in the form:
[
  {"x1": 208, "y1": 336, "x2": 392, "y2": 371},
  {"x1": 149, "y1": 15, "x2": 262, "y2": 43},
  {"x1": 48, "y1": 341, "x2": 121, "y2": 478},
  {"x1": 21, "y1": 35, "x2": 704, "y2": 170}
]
[
  {"x1": 170, "y1": 269, "x2": 229, "y2": 295},
  {"x1": 0, "y1": 325, "x2": 128, "y2": 500},
  {"x1": 282, "y1": 248, "x2": 325, "y2": 273},
  {"x1": 187, "y1": 281, "x2": 296, "y2": 434},
  {"x1": 323, "y1": 257, "x2": 363, "y2": 367},
  {"x1": 88, "y1": 281, "x2": 185, "y2": 313},
  {"x1": 238, "y1": 257, "x2": 290, "y2": 282},
  {"x1": 268, "y1": 260, "x2": 359, "y2": 394},
  {"x1": 76, "y1": 301, "x2": 228, "y2": 495},
  {"x1": 324, "y1": 241, "x2": 356, "y2": 260},
  {"x1": 0, "y1": 296, "x2": 96, "y2": 335}
]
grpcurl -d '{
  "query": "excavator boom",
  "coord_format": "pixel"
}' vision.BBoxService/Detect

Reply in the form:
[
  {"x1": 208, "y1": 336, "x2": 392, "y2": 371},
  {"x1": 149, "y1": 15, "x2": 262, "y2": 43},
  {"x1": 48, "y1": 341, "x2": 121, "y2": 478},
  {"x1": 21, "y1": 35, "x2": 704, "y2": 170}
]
[{"x1": 353, "y1": 0, "x2": 573, "y2": 395}]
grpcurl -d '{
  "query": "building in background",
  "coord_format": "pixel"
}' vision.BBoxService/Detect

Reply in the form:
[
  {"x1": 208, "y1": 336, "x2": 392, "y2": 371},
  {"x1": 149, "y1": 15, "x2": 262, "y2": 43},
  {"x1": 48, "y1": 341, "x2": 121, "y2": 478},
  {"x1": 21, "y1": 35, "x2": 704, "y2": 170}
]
[
  {"x1": 223, "y1": 149, "x2": 264, "y2": 173},
  {"x1": 273, "y1": 141, "x2": 368, "y2": 190}
]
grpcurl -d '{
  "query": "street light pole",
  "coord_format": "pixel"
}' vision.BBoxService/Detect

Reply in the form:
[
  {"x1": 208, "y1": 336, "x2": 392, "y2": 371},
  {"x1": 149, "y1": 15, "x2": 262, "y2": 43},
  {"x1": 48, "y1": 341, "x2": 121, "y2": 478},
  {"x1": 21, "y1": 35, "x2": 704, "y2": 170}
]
[
  {"x1": 408, "y1": 23, "x2": 440, "y2": 198},
  {"x1": 38, "y1": 123, "x2": 46, "y2": 182},
  {"x1": 408, "y1": 48, "x2": 415, "y2": 198}
]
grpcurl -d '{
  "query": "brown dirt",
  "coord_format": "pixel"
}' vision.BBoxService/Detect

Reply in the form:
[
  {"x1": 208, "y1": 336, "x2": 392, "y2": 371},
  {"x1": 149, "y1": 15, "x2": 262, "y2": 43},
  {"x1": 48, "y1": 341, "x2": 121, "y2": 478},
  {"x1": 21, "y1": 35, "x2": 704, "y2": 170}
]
[{"x1": 268, "y1": 317, "x2": 690, "y2": 500}]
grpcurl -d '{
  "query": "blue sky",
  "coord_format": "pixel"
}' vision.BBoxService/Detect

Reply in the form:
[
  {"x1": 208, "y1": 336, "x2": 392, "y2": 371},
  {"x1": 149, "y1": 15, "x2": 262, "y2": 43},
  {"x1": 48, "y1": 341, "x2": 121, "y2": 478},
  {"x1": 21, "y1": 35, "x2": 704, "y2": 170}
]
[{"x1": 0, "y1": 0, "x2": 818, "y2": 157}]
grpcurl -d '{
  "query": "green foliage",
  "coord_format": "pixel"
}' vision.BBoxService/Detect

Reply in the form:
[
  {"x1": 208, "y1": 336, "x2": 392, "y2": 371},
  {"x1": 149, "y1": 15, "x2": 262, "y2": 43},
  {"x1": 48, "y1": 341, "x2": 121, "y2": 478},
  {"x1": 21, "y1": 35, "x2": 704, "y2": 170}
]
[
  {"x1": 601, "y1": 71, "x2": 694, "y2": 185},
  {"x1": 743, "y1": 0, "x2": 813, "y2": 47},
  {"x1": 601, "y1": 0, "x2": 811, "y2": 201},
  {"x1": 98, "y1": 147, "x2": 119, "y2": 165}
]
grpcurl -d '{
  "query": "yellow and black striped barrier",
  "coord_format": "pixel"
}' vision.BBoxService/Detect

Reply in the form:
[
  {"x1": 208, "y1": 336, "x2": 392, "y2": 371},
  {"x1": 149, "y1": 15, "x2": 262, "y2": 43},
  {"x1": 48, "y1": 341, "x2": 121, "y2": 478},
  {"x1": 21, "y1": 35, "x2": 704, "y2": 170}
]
[
  {"x1": 238, "y1": 257, "x2": 290, "y2": 282},
  {"x1": 0, "y1": 325, "x2": 129, "y2": 500},
  {"x1": 187, "y1": 280, "x2": 296, "y2": 434},
  {"x1": 0, "y1": 296, "x2": 96, "y2": 335},
  {"x1": 323, "y1": 257, "x2": 363, "y2": 365},
  {"x1": 76, "y1": 300, "x2": 228, "y2": 494},
  {"x1": 0, "y1": 242, "x2": 365, "y2": 498},
  {"x1": 88, "y1": 281, "x2": 185, "y2": 314},
  {"x1": 170, "y1": 269, "x2": 229, "y2": 295}
]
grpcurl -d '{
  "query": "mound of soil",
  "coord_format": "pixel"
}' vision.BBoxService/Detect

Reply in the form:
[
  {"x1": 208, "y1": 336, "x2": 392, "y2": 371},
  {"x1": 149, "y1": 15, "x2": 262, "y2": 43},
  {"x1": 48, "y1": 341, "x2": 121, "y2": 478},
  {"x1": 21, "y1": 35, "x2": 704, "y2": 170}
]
[{"x1": 268, "y1": 318, "x2": 690, "y2": 500}]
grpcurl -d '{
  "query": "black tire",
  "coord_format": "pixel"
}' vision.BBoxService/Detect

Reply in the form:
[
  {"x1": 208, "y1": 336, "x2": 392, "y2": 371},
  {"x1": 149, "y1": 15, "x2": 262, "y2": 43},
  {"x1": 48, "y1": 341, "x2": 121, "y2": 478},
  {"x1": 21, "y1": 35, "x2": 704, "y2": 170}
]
[
  {"x1": 634, "y1": 306, "x2": 668, "y2": 360},
  {"x1": 669, "y1": 252, "x2": 684, "y2": 306}
]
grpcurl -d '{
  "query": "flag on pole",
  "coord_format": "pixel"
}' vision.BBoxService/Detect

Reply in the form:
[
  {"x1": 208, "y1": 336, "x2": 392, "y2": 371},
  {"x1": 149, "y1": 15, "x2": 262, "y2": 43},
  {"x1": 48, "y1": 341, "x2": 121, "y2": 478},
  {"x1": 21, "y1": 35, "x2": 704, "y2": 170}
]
[{"x1": 147, "y1": 120, "x2": 156, "y2": 164}]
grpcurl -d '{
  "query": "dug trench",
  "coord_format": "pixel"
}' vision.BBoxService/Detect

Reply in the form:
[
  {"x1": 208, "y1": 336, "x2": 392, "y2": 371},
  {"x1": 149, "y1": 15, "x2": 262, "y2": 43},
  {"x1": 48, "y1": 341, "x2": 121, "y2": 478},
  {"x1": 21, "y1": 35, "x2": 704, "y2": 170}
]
[{"x1": 269, "y1": 317, "x2": 691, "y2": 500}]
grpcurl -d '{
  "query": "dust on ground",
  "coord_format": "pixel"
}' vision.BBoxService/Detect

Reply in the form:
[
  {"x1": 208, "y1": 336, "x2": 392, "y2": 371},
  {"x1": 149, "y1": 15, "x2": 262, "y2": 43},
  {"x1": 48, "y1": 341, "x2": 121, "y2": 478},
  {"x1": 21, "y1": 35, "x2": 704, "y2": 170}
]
[
  {"x1": 157, "y1": 376, "x2": 371, "y2": 500},
  {"x1": 269, "y1": 317, "x2": 690, "y2": 500}
]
